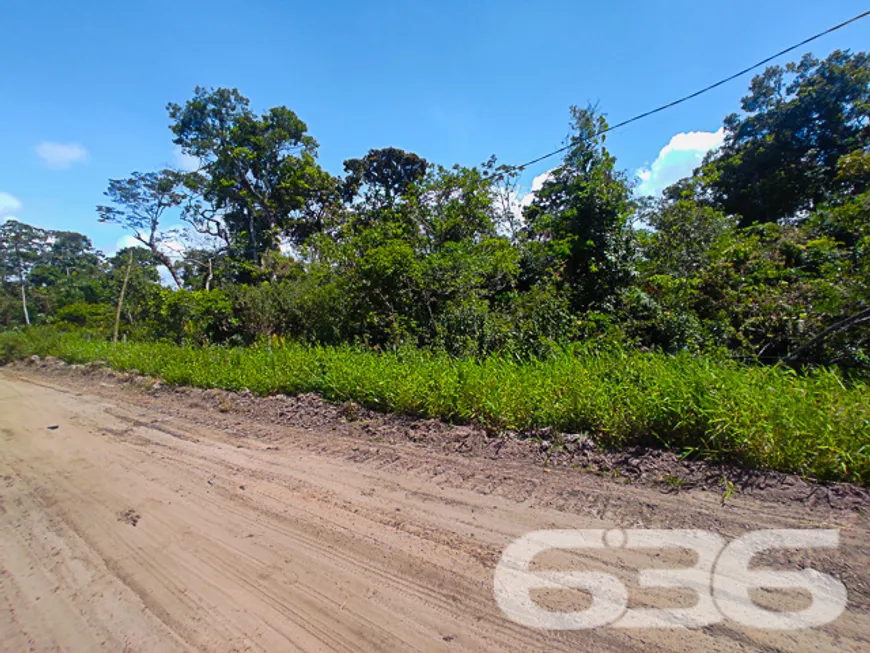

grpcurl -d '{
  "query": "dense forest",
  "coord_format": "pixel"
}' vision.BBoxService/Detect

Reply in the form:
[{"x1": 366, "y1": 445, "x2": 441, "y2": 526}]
[{"x1": 2, "y1": 50, "x2": 869, "y2": 377}]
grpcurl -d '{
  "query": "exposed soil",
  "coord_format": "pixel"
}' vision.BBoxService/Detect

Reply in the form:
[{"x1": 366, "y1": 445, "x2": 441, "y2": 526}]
[
  {"x1": 1, "y1": 358, "x2": 869, "y2": 652},
  {"x1": 14, "y1": 355, "x2": 870, "y2": 510}
]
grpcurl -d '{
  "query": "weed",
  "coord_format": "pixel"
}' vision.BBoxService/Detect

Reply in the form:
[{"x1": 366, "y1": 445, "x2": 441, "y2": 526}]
[
  {"x1": 3, "y1": 327, "x2": 869, "y2": 484},
  {"x1": 722, "y1": 475, "x2": 737, "y2": 503}
]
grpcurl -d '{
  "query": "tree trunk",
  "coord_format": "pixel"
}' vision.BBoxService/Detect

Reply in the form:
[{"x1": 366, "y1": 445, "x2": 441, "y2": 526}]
[
  {"x1": 205, "y1": 258, "x2": 214, "y2": 292},
  {"x1": 20, "y1": 281, "x2": 30, "y2": 326},
  {"x1": 113, "y1": 251, "x2": 134, "y2": 345},
  {"x1": 786, "y1": 306, "x2": 870, "y2": 364},
  {"x1": 16, "y1": 254, "x2": 30, "y2": 326},
  {"x1": 168, "y1": 263, "x2": 183, "y2": 289},
  {"x1": 233, "y1": 162, "x2": 265, "y2": 264},
  {"x1": 248, "y1": 211, "x2": 258, "y2": 263},
  {"x1": 154, "y1": 250, "x2": 183, "y2": 289}
]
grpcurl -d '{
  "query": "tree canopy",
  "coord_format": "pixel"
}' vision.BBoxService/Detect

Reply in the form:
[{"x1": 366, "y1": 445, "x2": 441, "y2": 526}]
[
  {"x1": 3, "y1": 51, "x2": 869, "y2": 375},
  {"x1": 698, "y1": 50, "x2": 870, "y2": 226}
]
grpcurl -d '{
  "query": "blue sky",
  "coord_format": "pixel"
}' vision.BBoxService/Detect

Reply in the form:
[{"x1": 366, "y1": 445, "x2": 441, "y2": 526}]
[{"x1": 2, "y1": 0, "x2": 869, "y2": 253}]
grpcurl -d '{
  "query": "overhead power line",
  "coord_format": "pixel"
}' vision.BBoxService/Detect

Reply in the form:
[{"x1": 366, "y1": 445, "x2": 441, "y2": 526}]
[{"x1": 506, "y1": 9, "x2": 870, "y2": 174}]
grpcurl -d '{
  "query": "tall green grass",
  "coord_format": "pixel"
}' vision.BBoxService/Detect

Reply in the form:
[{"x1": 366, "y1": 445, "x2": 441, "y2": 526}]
[{"x1": 3, "y1": 327, "x2": 868, "y2": 484}]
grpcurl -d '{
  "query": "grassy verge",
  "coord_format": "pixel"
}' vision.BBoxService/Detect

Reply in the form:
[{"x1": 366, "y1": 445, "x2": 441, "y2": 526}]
[{"x1": 2, "y1": 327, "x2": 868, "y2": 484}]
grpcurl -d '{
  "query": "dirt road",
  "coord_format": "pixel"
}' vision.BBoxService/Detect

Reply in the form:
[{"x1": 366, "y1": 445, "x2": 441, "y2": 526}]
[{"x1": 1, "y1": 368, "x2": 868, "y2": 652}]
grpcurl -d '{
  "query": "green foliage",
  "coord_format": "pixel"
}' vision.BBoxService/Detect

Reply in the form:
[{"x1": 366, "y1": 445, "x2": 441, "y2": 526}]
[
  {"x1": 413, "y1": 164, "x2": 498, "y2": 248},
  {"x1": 616, "y1": 284, "x2": 709, "y2": 354},
  {"x1": 168, "y1": 86, "x2": 329, "y2": 261},
  {"x1": 7, "y1": 54, "x2": 868, "y2": 369},
  {"x1": 5, "y1": 328, "x2": 868, "y2": 485},
  {"x1": 3, "y1": 51, "x2": 870, "y2": 487},
  {"x1": 0, "y1": 219, "x2": 50, "y2": 325},
  {"x1": 0, "y1": 330, "x2": 29, "y2": 365},
  {"x1": 342, "y1": 147, "x2": 428, "y2": 210},
  {"x1": 699, "y1": 50, "x2": 870, "y2": 226},
  {"x1": 97, "y1": 169, "x2": 187, "y2": 287},
  {"x1": 54, "y1": 303, "x2": 114, "y2": 331},
  {"x1": 524, "y1": 106, "x2": 637, "y2": 309},
  {"x1": 640, "y1": 199, "x2": 734, "y2": 277},
  {"x1": 158, "y1": 289, "x2": 238, "y2": 345}
]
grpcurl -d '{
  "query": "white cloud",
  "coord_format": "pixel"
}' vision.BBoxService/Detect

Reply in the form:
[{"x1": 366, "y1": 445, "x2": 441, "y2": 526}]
[
  {"x1": 161, "y1": 239, "x2": 187, "y2": 261},
  {"x1": 112, "y1": 228, "x2": 187, "y2": 260},
  {"x1": 113, "y1": 234, "x2": 144, "y2": 253},
  {"x1": 35, "y1": 141, "x2": 89, "y2": 170},
  {"x1": 0, "y1": 192, "x2": 23, "y2": 219},
  {"x1": 529, "y1": 170, "x2": 553, "y2": 193},
  {"x1": 636, "y1": 128, "x2": 725, "y2": 196},
  {"x1": 172, "y1": 145, "x2": 201, "y2": 172},
  {"x1": 520, "y1": 170, "x2": 554, "y2": 208},
  {"x1": 278, "y1": 237, "x2": 296, "y2": 256}
]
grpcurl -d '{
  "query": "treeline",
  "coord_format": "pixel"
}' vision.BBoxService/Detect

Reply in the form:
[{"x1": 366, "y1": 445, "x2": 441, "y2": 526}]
[{"x1": 2, "y1": 51, "x2": 868, "y2": 374}]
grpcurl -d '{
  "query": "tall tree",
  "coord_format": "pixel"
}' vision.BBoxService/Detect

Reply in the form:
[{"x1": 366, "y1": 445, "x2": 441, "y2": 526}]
[
  {"x1": 0, "y1": 220, "x2": 49, "y2": 325},
  {"x1": 342, "y1": 147, "x2": 429, "y2": 210},
  {"x1": 47, "y1": 231, "x2": 101, "y2": 278},
  {"x1": 524, "y1": 106, "x2": 637, "y2": 309},
  {"x1": 27, "y1": 230, "x2": 103, "y2": 309},
  {"x1": 97, "y1": 170, "x2": 186, "y2": 287},
  {"x1": 700, "y1": 50, "x2": 870, "y2": 226},
  {"x1": 168, "y1": 87, "x2": 325, "y2": 261},
  {"x1": 411, "y1": 164, "x2": 497, "y2": 251}
]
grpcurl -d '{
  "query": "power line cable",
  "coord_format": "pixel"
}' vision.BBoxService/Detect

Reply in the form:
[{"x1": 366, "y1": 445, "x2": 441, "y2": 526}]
[{"x1": 505, "y1": 9, "x2": 870, "y2": 174}]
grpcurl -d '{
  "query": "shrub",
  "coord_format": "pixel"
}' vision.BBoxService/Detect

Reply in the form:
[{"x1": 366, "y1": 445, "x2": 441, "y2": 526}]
[{"x1": 54, "y1": 302, "x2": 114, "y2": 332}]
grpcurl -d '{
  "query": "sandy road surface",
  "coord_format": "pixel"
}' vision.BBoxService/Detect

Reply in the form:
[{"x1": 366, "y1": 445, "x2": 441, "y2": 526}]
[{"x1": 0, "y1": 369, "x2": 868, "y2": 652}]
